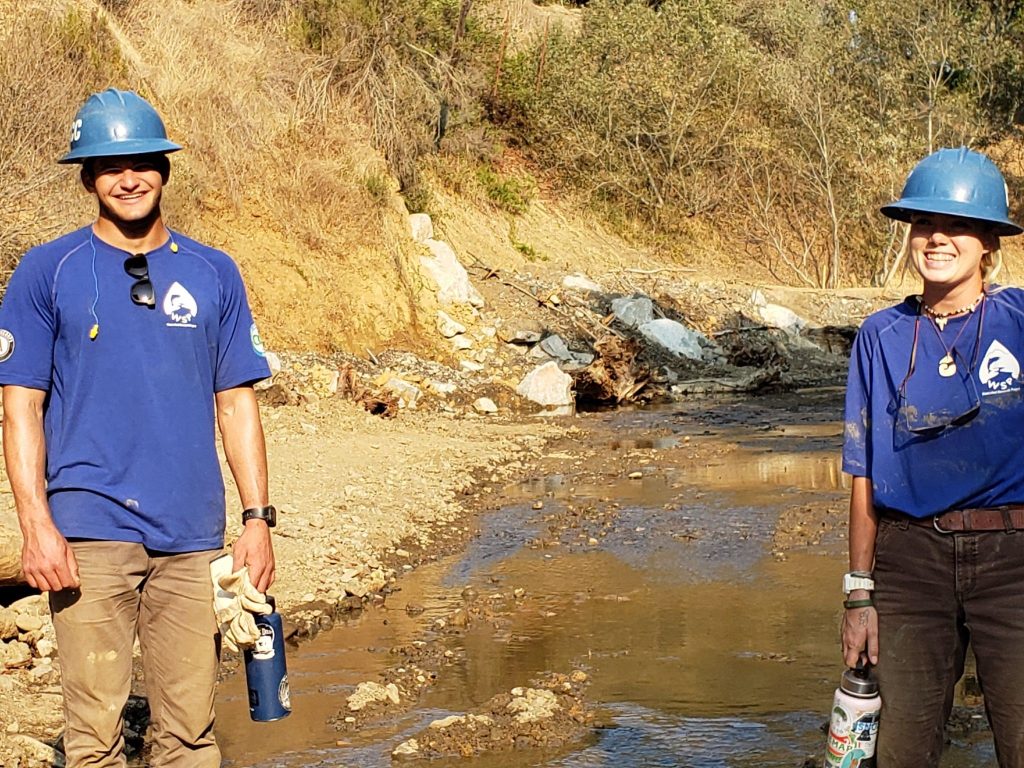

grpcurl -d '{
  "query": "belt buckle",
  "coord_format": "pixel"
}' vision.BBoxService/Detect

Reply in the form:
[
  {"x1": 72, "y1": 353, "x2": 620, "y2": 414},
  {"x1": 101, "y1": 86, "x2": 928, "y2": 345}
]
[{"x1": 933, "y1": 513, "x2": 954, "y2": 534}]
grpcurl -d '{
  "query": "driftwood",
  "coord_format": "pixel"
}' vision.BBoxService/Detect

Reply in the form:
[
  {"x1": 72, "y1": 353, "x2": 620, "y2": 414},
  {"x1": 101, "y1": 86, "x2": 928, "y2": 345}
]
[{"x1": 572, "y1": 335, "x2": 649, "y2": 405}]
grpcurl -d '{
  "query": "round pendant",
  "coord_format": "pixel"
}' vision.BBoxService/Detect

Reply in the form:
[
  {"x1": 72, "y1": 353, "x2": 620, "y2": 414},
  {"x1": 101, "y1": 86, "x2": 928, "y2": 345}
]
[{"x1": 939, "y1": 355, "x2": 957, "y2": 377}]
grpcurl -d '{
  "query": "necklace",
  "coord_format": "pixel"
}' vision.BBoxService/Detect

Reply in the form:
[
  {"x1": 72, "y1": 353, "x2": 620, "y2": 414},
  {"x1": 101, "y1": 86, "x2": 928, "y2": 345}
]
[
  {"x1": 920, "y1": 292, "x2": 985, "y2": 330},
  {"x1": 924, "y1": 295, "x2": 984, "y2": 377}
]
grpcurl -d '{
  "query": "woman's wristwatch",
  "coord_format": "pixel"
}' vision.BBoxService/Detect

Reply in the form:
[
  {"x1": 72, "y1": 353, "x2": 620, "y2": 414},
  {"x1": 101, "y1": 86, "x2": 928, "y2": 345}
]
[
  {"x1": 842, "y1": 570, "x2": 874, "y2": 595},
  {"x1": 242, "y1": 505, "x2": 277, "y2": 528}
]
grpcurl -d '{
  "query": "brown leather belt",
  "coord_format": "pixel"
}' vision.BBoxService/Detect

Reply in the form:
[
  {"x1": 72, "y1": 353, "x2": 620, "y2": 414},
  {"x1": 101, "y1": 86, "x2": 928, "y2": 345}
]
[{"x1": 894, "y1": 506, "x2": 1024, "y2": 533}]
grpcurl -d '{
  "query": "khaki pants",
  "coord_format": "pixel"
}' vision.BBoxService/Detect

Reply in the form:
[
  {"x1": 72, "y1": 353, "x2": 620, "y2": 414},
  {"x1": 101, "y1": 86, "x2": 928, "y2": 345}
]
[{"x1": 50, "y1": 541, "x2": 221, "y2": 768}]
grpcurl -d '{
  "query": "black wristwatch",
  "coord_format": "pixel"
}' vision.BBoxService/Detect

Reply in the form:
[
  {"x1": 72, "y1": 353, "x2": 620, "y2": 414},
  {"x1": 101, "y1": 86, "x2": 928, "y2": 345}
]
[{"x1": 242, "y1": 505, "x2": 277, "y2": 528}]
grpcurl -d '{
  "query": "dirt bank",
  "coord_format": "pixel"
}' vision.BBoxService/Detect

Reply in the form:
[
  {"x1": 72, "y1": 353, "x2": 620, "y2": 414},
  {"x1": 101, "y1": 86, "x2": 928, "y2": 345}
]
[{"x1": 0, "y1": 398, "x2": 563, "y2": 766}]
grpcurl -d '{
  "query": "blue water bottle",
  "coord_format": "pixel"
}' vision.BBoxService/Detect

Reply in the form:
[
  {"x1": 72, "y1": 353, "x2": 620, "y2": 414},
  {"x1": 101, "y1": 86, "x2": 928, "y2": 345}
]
[{"x1": 243, "y1": 596, "x2": 292, "y2": 721}]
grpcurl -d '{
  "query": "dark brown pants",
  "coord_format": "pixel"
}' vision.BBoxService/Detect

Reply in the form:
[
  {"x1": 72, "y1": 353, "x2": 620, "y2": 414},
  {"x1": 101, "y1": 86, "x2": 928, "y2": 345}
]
[
  {"x1": 874, "y1": 517, "x2": 1024, "y2": 767},
  {"x1": 50, "y1": 541, "x2": 222, "y2": 767}
]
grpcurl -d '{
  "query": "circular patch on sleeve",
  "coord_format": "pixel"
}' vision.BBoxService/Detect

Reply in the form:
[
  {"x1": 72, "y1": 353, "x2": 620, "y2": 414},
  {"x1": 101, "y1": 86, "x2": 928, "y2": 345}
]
[
  {"x1": 0, "y1": 329, "x2": 15, "y2": 362},
  {"x1": 250, "y1": 322, "x2": 266, "y2": 357}
]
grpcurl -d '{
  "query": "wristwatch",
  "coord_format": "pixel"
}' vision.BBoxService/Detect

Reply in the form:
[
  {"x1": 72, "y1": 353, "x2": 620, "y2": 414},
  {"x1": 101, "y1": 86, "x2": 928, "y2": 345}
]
[
  {"x1": 843, "y1": 572, "x2": 874, "y2": 595},
  {"x1": 242, "y1": 505, "x2": 277, "y2": 528}
]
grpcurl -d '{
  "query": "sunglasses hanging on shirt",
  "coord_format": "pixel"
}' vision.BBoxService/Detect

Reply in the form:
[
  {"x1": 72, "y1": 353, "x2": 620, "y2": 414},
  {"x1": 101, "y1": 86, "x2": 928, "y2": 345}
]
[{"x1": 124, "y1": 254, "x2": 155, "y2": 309}]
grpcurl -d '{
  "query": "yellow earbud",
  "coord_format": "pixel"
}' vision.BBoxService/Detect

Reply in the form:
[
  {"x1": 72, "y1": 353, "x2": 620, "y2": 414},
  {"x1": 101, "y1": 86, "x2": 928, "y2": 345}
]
[
  {"x1": 170, "y1": 241, "x2": 179, "y2": 253},
  {"x1": 89, "y1": 324, "x2": 99, "y2": 340}
]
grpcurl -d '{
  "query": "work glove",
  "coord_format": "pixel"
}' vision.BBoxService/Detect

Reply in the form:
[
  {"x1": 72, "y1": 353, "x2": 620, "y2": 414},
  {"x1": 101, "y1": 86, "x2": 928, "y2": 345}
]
[{"x1": 210, "y1": 554, "x2": 272, "y2": 653}]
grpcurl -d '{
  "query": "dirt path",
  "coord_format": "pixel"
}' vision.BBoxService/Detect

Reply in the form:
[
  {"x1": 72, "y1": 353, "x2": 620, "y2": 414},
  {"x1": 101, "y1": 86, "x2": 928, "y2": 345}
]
[{"x1": 0, "y1": 399, "x2": 563, "y2": 766}]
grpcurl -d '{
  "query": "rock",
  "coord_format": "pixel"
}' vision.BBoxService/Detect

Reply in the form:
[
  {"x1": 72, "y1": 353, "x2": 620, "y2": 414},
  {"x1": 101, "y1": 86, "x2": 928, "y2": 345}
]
[
  {"x1": 382, "y1": 378, "x2": 422, "y2": 409},
  {"x1": 507, "y1": 687, "x2": 560, "y2": 723},
  {"x1": 0, "y1": 607, "x2": 16, "y2": 640},
  {"x1": 409, "y1": 213, "x2": 434, "y2": 243},
  {"x1": 498, "y1": 325, "x2": 543, "y2": 345},
  {"x1": 758, "y1": 303, "x2": 807, "y2": 333},
  {"x1": 8, "y1": 595, "x2": 47, "y2": 618},
  {"x1": 611, "y1": 296, "x2": 655, "y2": 328},
  {"x1": 451, "y1": 335, "x2": 473, "y2": 351},
  {"x1": 637, "y1": 318, "x2": 706, "y2": 360},
  {"x1": 392, "y1": 738, "x2": 420, "y2": 758},
  {"x1": 460, "y1": 360, "x2": 485, "y2": 373},
  {"x1": 15, "y1": 614, "x2": 43, "y2": 633},
  {"x1": 436, "y1": 311, "x2": 466, "y2": 338},
  {"x1": 8, "y1": 734, "x2": 65, "y2": 766},
  {"x1": 562, "y1": 273, "x2": 604, "y2": 293},
  {"x1": 516, "y1": 362, "x2": 574, "y2": 414},
  {"x1": 539, "y1": 335, "x2": 572, "y2": 360},
  {"x1": 347, "y1": 681, "x2": 395, "y2": 711},
  {"x1": 265, "y1": 350, "x2": 282, "y2": 377},
  {"x1": 420, "y1": 239, "x2": 484, "y2": 308},
  {"x1": 3, "y1": 640, "x2": 32, "y2": 669},
  {"x1": 473, "y1": 398, "x2": 498, "y2": 414}
]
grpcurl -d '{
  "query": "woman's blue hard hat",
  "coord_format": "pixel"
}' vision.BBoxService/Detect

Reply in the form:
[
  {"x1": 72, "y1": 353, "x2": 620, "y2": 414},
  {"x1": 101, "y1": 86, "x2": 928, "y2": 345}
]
[
  {"x1": 59, "y1": 88, "x2": 182, "y2": 164},
  {"x1": 881, "y1": 147, "x2": 1022, "y2": 236}
]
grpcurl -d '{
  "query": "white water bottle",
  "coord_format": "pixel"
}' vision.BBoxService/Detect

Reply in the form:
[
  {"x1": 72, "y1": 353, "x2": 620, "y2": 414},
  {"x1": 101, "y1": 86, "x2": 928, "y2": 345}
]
[{"x1": 824, "y1": 663, "x2": 880, "y2": 768}]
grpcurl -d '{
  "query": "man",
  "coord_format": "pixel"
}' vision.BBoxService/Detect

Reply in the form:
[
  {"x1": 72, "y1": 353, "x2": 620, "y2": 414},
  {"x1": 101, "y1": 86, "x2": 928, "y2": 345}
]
[{"x1": 0, "y1": 88, "x2": 276, "y2": 766}]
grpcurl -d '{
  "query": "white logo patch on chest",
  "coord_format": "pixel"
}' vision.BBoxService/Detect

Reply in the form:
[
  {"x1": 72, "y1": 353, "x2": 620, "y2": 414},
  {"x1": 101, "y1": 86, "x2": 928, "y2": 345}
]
[
  {"x1": 163, "y1": 282, "x2": 198, "y2": 326},
  {"x1": 979, "y1": 339, "x2": 1021, "y2": 393}
]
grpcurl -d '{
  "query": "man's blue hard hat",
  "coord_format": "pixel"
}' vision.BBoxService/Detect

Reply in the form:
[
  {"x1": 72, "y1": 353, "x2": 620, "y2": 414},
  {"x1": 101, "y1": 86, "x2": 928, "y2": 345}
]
[
  {"x1": 881, "y1": 147, "x2": 1022, "y2": 236},
  {"x1": 58, "y1": 88, "x2": 182, "y2": 164}
]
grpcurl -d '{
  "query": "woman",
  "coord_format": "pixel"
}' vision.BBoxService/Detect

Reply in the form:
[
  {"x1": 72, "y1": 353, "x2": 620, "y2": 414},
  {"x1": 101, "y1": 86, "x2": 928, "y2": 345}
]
[{"x1": 841, "y1": 146, "x2": 1024, "y2": 766}]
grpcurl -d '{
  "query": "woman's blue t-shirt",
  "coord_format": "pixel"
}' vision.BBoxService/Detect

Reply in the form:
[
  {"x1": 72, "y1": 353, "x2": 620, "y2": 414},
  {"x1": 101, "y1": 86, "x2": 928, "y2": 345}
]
[
  {"x1": 843, "y1": 287, "x2": 1024, "y2": 517},
  {"x1": 0, "y1": 226, "x2": 270, "y2": 551}
]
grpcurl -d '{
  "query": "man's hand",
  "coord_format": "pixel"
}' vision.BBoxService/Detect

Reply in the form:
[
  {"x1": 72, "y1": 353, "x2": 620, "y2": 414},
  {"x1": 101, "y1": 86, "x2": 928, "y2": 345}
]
[
  {"x1": 21, "y1": 520, "x2": 79, "y2": 592},
  {"x1": 841, "y1": 602, "x2": 878, "y2": 668},
  {"x1": 232, "y1": 520, "x2": 275, "y2": 593}
]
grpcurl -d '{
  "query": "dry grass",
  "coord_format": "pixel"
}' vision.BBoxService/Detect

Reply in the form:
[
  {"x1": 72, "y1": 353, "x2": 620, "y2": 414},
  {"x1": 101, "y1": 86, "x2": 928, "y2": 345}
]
[{"x1": 0, "y1": 0, "x2": 432, "y2": 352}]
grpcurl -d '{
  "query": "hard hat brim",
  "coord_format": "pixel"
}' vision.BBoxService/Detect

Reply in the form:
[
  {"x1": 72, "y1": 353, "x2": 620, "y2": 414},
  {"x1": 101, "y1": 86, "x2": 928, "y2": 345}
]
[
  {"x1": 881, "y1": 199, "x2": 1023, "y2": 237},
  {"x1": 58, "y1": 139, "x2": 183, "y2": 165}
]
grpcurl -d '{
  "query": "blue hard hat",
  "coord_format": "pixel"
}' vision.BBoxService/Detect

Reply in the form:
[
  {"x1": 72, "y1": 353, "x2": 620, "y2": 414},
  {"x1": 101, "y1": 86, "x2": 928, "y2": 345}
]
[
  {"x1": 58, "y1": 88, "x2": 182, "y2": 164},
  {"x1": 881, "y1": 147, "x2": 1022, "y2": 236}
]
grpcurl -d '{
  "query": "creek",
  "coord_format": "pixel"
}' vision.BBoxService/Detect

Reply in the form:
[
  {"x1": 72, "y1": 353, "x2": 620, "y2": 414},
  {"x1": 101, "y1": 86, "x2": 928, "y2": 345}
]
[{"x1": 215, "y1": 391, "x2": 994, "y2": 767}]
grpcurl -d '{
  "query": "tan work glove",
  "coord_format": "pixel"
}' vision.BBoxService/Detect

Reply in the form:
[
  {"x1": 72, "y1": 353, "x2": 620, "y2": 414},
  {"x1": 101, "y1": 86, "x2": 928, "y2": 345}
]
[{"x1": 210, "y1": 554, "x2": 272, "y2": 652}]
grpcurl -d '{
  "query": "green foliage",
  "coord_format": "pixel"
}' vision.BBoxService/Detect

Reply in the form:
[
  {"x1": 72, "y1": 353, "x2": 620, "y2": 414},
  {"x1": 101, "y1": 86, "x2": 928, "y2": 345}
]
[
  {"x1": 476, "y1": 165, "x2": 535, "y2": 215},
  {"x1": 55, "y1": 6, "x2": 128, "y2": 81},
  {"x1": 363, "y1": 173, "x2": 391, "y2": 206}
]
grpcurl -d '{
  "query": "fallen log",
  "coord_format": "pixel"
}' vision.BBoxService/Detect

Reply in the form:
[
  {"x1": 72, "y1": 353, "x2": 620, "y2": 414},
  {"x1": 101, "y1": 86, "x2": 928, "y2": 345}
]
[{"x1": 572, "y1": 335, "x2": 649, "y2": 406}]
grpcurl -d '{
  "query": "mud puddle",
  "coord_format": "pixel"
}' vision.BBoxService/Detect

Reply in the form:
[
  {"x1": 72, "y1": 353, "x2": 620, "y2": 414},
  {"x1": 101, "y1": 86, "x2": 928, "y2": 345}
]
[{"x1": 217, "y1": 391, "x2": 994, "y2": 767}]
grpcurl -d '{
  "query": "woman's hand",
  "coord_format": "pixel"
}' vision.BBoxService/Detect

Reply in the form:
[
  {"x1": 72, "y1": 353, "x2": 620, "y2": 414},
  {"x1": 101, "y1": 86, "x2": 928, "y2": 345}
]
[{"x1": 842, "y1": 600, "x2": 878, "y2": 667}]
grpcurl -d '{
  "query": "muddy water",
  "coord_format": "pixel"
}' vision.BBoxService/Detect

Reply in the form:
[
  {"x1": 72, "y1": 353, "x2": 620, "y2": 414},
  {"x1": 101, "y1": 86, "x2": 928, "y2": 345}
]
[{"x1": 217, "y1": 391, "x2": 994, "y2": 767}]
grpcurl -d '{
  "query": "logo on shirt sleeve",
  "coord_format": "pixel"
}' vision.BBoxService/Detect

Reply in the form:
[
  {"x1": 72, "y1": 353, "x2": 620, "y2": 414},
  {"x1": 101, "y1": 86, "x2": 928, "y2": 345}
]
[
  {"x1": 0, "y1": 329, "x2": 14, "y2": 362},
  {"x1": 250, "y1": 323, "x2": 266, "y2": 357}
]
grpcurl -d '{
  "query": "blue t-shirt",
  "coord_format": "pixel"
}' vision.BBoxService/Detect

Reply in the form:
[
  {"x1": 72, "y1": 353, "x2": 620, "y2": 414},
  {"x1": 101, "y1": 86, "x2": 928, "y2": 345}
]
[
  {"x1": 843, "y1": 287, "x2": 1024, "y2": 517},
  {"x1": 0, "y1": 226, "x2": 270, "y2": 551}
]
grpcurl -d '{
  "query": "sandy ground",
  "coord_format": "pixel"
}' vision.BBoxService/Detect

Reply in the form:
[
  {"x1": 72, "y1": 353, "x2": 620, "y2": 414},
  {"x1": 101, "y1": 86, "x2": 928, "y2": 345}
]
[{"x1": 0, "y1": 399, "x2": 565, "y2": 765}]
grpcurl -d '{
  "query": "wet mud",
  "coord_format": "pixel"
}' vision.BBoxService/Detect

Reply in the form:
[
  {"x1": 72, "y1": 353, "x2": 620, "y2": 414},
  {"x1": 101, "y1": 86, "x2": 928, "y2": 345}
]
[{"x1": 217, "y1": 391, "x2": 995, "y2": 768}]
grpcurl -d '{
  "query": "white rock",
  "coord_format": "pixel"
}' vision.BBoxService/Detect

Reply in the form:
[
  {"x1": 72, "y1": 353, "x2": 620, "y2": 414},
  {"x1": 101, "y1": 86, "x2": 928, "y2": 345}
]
[
  {"x1": 409, "y1": 213, "x2": 434, "y2": 243},
  {"x1": 473, "y1": 398, "x2": 498, "y2": 414},
  {"x1": 392, "y1": 738, "x2": 420, "y2": 757},
  {"x1": 348, "y1": 681, "x2": 395, "y2": 711},
  {"x1": 420, "y1": 239, "x2": 485, "y2": 308},
  {"x1": 265, "y1": 350, "x2": 282, "y2": 377},
  {"x1": 562, "y1": 273, "x2": 604, "y2": 293},
  {"x1": 638, "y1": 318, "x2": 705, "y2": 360},
  {"x1": 506, "y1": 687, "x2": 560, "y2": 723},
  {"x1": 611, "y1": 296, "x2": 655, "y2": 328},
  {"x1": 460, "y1": 360, "x2": 485, "y2": 372},
  {"x1": 383, "y1": 378, "x2": 421, "y2": 409},
  {"x1": 436, "y1": 310, "x2": 466, "y2": 338},
  {"x1": 758, "y1": 303, "x2": 807, "y2": 333},
  {"x1": 516, "y1": 362, "x2": 574, "y2": 411},
  {"x1": 451, "y1": 335, "x2": 473, "y2": 351}
]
